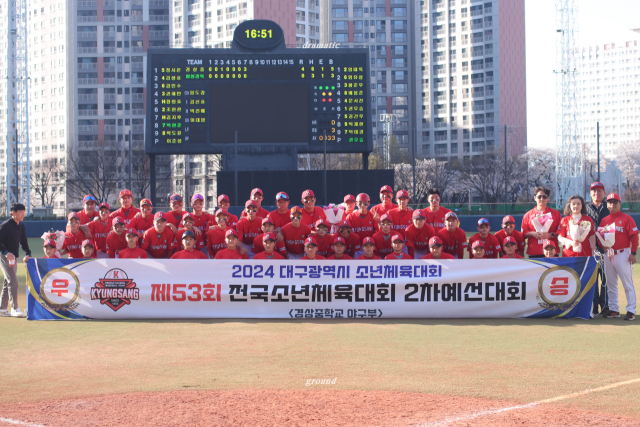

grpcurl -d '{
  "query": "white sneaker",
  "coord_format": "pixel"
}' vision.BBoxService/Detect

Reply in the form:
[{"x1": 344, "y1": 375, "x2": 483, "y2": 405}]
[
  {"x1": 0, "y1": 309, "x2": 10, "y2": 317},
  {"x1": 10, "y1": 307, "x2": 25, "y2": 317}
]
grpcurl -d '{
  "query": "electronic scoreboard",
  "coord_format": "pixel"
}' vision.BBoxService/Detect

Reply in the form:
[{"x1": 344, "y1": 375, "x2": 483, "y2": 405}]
[{"x1": 146, "y1": 20, "x2": 372, "y2": 155}]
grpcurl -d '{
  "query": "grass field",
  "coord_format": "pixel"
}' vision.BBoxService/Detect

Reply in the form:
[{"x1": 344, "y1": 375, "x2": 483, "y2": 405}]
[{"x1": 1, "y1": 237, "x2": 639, "y2": 425}]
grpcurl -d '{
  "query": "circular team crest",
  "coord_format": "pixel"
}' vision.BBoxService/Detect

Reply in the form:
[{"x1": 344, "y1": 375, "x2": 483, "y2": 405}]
[
  {"x1": 40, "y1": 268, "x2": 81, "y2": 309},
  {"x1": 537, "y1": 266, "x2": 581, "y2": 309}
]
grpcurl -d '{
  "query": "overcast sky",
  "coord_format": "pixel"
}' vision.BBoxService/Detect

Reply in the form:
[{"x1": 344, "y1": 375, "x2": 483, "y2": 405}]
[{"x1": 524, "y1": 0, "x2": 640, "y2": 148}]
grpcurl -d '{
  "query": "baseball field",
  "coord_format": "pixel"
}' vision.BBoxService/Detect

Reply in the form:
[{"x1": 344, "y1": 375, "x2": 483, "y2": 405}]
[{"x1": 1, "y1": 237, "x2": 639, "y2": 426}]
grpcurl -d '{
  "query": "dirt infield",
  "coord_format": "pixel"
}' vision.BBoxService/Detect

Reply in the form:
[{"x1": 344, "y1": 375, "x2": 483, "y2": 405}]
[{"x1": 0, "y1": 389, "x2": 638, "y2": 427}]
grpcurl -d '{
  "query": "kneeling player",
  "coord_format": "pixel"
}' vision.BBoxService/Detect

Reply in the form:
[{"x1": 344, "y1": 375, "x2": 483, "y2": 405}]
[
  {"x1": 421, "y1": 236, "x2": 455, "y2": 260},
  {"x1": 385, "y1": 234, "x2": 412, "y2": 260},
  {"x1": 501, "y1": 236, "x2": 524, "y2": 259},
  {"x1": 302, "y1": 236, "x2": 325, "y2": 260},
  {"x1": 141, "y1": 212, "x2": 176, "y2": 259},
  {"x1": 357, "y1": 237, "x2": 380, "y2": 260},
  {"x1": 327, "y1": 236, "x2": 353, "y2": 260},
  {"x1": 81, "y1": 240, "x2": 96, "y2": 259},
  {"x1": 106, "y1": 217, "x2": 128, "y2": 258},
  {"x1": 175, "y1": 213, "x2": 205, "y2": 252},
  {"x1": 471, "y1": 240, "x2": 485, "y2": 259},
  {"x1": 543, "y1": 240, "x2": 557, "y2": 258},
  {"x1": 172, "y1": 231, "x2": 208, "y2": 259},
  {"x1": 119, "y1": 229, "x2": 149, "y2": 259},
  {"x1": 215, "y1": 229, "x2": 249, "y2": 259},
  {"x1": 253, "y1": 232, "x2": 284, "y2": 260}
]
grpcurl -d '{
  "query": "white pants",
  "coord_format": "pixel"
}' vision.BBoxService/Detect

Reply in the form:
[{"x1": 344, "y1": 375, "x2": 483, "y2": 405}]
[
  {"x1": 96, "y1": 251, "x2": 108, "y2": 259},
  {"x1": 604, "y1": 248, "x2": 636, "y2": 314},
  {"x1": 288, "y1": 252, "x2": 303, "y2": 260},
  {"x1": 414, "y1": 248, "x2": 428, "y2": 260}
]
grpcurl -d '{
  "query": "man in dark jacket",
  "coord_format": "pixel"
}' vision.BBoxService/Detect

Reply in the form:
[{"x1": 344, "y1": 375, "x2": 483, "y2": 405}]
[
  {"x1": 586, "y1": 182, "x2": 610, "y2": 316},
  {"x1": 0, "y1": 203, "x2": 32, "y2": 317}
]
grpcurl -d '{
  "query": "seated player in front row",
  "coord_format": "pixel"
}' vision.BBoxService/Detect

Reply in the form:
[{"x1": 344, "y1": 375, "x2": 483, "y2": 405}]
[
  {"x1": 118, "y1": 229, "x2": 149, "y2": 259},
  {"x1": 141, "y1": 212, "x2": 176, "y2": 259},
  {"x1": 174, "y1": 213, "x2": 205, "y2": 252},
  {"x1": 43, "y1": 240, "x2": 59, "y2": 259},
  {"x1": 302, "y1": 236, "x2": 325, "y2": 260},
  {"x1": 357, "y1": 237, "x2": 380, "y2": 260},
  {"x1": 312, "y1": 219, "x2": 333, "y2": 258},
  {"x1": 470, "y1": 240, "x2": 486, "y2": 259},
  {"x1": 327, "y1": 236, "x2": 353, "y2": 260},
  {"x1": 253, "y1": 218, "x2": 286, "y2": 258},
  {"x1": 501, "y1": 236, "x2": 524, "y2": 259},
  {"x1": 405, "y1": 209, "x2": 435, "y2": 259},
  {"x1": 281, "y1": 207, "x2": 311, "y2": 260},
  {"x1": 372, "y1": 214, "x2": 394, "y2": 258},
  {"x1": 385, "y1": 234, "x2": 412, "y2": 260},
  {"x1": 206, "y1": 209, "x2": 231, "y2": 259},
  {"x1": 171, "y1": 230, "x2": 208, "y2": 259},
  {"x1": 467, "y1": 218, "x2": 501, "y2": 259},
  {"x1": 253, "y1": 232, "x2": 284, "y2": 260},
  {"x1": 543, "y1": 240, "x2": 557, "y2": 258},
  {"x1": 214, "y1": 229, "x2": 249, "y2": 259},
  {"x1": 81, "y1": 240, "x2": 96, "y2": 259},
  {"x1": 105, "y1": 217, "x2": 128, "y2": 258},
  {"x1": 421, "y1": 236, "x2": 455, "y2": 260},
  {"x1": 437, "y1": 212, "x2": 467, "y2": 259}
]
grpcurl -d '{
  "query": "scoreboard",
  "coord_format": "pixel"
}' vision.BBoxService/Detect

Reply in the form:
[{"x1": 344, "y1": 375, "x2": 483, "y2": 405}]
[{"x1": 146, "y1": 42, "x2": 372, "y2": 155}]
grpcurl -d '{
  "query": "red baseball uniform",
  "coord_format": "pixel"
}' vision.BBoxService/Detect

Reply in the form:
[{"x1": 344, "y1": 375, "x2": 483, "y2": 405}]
[
  {"x1": 191, "y1": 212, "x2": 211, "y2": 238},
  {"x1": 421, "y1": 252, "x2": 455, "y2": 260},
  {"x1": 118, "y1": 247, "x2": 149, "y2": 259},
  {"x1": 141, "y1": 227, "x2": 176, "y2": 259},
  {"x1": 501, "y1": 254, "x2": 524, "y2": 259},
  {"x1": 88, "y1": 219, "x2": 112, "y2": 252},
  {"x1": 521, "y1": 207, "x2": 562, "y2": 256},
  {"x1": 313, "y1": 234, "x2": 334, "y2": 258},
  {"x1": 241, "y1": 207, "x2": 271, "y2": 220},
  {"x1": 214, "y1": 248, "x2": 249, "y2": 259},
  {"x1": 129, "y1": 214, "x2": 154, "y2": 237},
  {"x1": 280, "y1": 223, "x2": 311, "y2": 255},
  {"x1": 61, "y1": 231, "x2": 84, "y2": 258},
  {"x1": 105, "y1": 231, "x2": 128, "y2": 258},
  {"x1": 385, "y1": 252, "x2": 413, "y2": 260},
  {"x1": 334, "y1": 231, "x2": 361, "y2": 258},
  {"x1": 253, "y1": 251, "x2": 285, "y2": 260},
  {"x1": 372, "y1": 231, "x2": 394, "y2": 258},
  {"x1": 467, "y1": 233, "x2": 502, "y2": 259},
  {"x1": 76, "y1": 210, "x2": 99, "y2": 225},
  {"x1": 425, "y1": 206, "x2": 452, "y2": 232},
  {"x1": 437, "y1": 227, "x2": 468, "y2": 259},
  {"x1": 346, "y1": 211, "x2": 378, "y2": 239},
  {"x1": 252, "y1": 233, "x2": 287, "y2": 256},
  {"x1": 494, "y1": 229, "x2": 526, "y2": 257},
  {"x1": 236, "y1": 217, "x2": 263, "y2": 247},
  {"x1": 267, "y1": 209, "x2": 292, "y2": 232},
  {"x1": 386, "y1": 207, "x2": 414, "y2": 236},
  {"x1": 404, "y1": 223, "x2": 436, "y2": 258},
  {"x1": 109, "y1": 206, "x2": 141, "y2": 227},
  {"x1": 164, "y1": 210, "x2": 188, "y2": 229},
  {"x1": 599, "y1": 212, "x2": 639, "y2": 251},
  {"x1": 206, "y1": 227, "x2": 228, "y2": 258},
  {"x1": 356, "y1": 255, "x2": 381, "y2": 260},
  {"x1": 174, "y1": 229, "x2": 206, "y2": 251},
  {"x1": 171, "y1": 249, "x2": 209, "y2": 259},
  {"x1": 208, "y1": 211, "x2": 239, "y2": 230},
  {"x1": 327, "y1": 254, "x2": 353, "y2": 260},
  {"x1": 370, "y1": 202, "x2": 398, "y2": 218},
  {"x1": 301, "y1": 254, "x2": 326, "y2": 260},
  {"x1": 558, "y1": 215, "x2": 596, "y2": 257},
  {"x1": 301, "y1": 206, "x2": 327, "y2": 229}
]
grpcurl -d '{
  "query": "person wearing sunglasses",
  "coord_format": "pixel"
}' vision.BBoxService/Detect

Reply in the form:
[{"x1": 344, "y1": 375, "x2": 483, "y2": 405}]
[
  {"x1": 268, "y1": 192, "x2": 292, "y2": 235},
  {"x1": 108, "y1": 189, "x2": 140, "y2": 227},
  {"x1": 208, "y1": 194, "x2": 239, "y2": 230},
  {"x1": 335, "y1": 220, "x2": 361, "y2": 258},
  {"x1": 370, "y1": 185, "x2": 398, "y2": 219},
  {"x1": 300, "y1": 189, "x2": 327, "y2": 230},
  {"x1": 129, "y1": 198, "x2": 154, "y2": 238},
  {"x1": 467, "y1": 218, "x2": 501, "y2": 259},
  {"x1": 346, "y1": 194, "x2": 378, "y2": 258},
  {"x1": 312, "y1": 219, "x2": 334, "y2": 258},
  {"x1": 240, "y1": 188, "x2": 270, "y2": 220},
  {"x1": 424, "y1": 189, "x2": 451, "y2": 233},
  {"x1": 521, "y1": 186, "x2": 562, "y2": 258},
  {"x1": 75, "y1": 195, "x2": 101, "y2": 238},
  {"x1": 280, "y1": 207, "x2": 311, "y2": 260},
  {"x1": 235, "y1": 200, "x2": 263, "y2": 259},
  {"x1": 164, "y1": 194, "x2": 188, "y2": 232}
]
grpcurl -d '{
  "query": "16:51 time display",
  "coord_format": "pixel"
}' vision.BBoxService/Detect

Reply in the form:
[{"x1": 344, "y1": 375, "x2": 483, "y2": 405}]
[{"x1": 245, "y1": 29, "x2": 273, "y2": 39}]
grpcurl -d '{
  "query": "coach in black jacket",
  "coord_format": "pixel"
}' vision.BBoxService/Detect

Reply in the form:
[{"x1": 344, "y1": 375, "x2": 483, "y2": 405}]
[
  {"x1": 0, "y1": 203, "x2": 32, "y2": 317},
  {"x1": 586, "y1": 182, "x2": 610, "y2": 316}
]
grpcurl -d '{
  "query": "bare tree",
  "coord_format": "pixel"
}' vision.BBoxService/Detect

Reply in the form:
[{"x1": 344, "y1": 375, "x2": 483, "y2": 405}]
[
  {"x1": 66, "y1": 140, "x2": 124, "y2": 205},
  {"x1": 456, "y1": 153, "x2": 528, "y2": 204},
  {"x1": 523, "y1": 147, "x2": 556, "y2": 191},
  {"x1": 30, "y1": 160, "x2": 66, "y2": 208},
  {"x1": 615, "y1": 143, "x2": 640, "y2": 200},
  {"x1": 130, "y1": 152, "x2": 180, "y2": 201},
  {"x1": 298, "y1": 153, "x2": 363, "y2": 170},
  {"x1": 394, "y1": 158, "x2": 457, "y2": 204}
]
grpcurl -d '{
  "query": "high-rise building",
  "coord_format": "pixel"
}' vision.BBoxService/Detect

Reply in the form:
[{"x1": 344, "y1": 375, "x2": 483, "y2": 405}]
[
  {"x1": 578, "y1": 35, "x2": 640, "y2": 159},
  {"x1": 323, "y1": 0, "x2": 527, "y2": 162}
]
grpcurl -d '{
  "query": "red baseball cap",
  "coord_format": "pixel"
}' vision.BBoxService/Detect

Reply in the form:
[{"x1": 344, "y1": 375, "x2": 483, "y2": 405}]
[
  {"x1": 356, "y1": 193, "x2": 370, "y2": 202},
  {"x1": 225, "y1": 229, "x2": 239, "y2": 239},
  {"x1": 343, "y1": 194, "x2": 356, "y2": 203},
  {"x1": 412, "y1": 209, "x2": 425, "y2": 219},
  {"x1": 276, "y1": 192, "x2": 289, "y2": 201},
  {"x1": 380, "y1": 185, "x2": 393, "y2": 194},
  {"x1": 445, "y1": 212, "x2": 458, "y2": 220},
  {"x1": 290, "y1": 206, "x2": 303, "y2": 215},
  {"x1": 590, "y1": 182, "x2": 605, "y2": 191},
  {"x1": 429, "y1": 236, "x2": 443, "y2": 247},
  {"x1": 503, "y1": 236, "x2": 517, "y2": 246},
  {"x1": 391, "y1": 234, "x2": 404, "y2": 242},
  {"x1": 380, "y1": 214, "x2": 392, "y2": 223},
  {"x1": 126, "y1": 228, "x2": 139, "y2": 237},
  {"x1": 251, "y1": 188, "x2": 263, "y2": 196},
  {"x1": 119, "y1": 189, "x2": 133, "y2": 198},
  {"x1": 170, "y1": 194, "x2": 183, "y2": 204},
  {"x1": 362, "y1": 236, "x2": 375, "y2": 246},
  {"x1": 182, "y1": 212, "x2": 194, "y2": 221},
  {"x1": 263, "y1": 232, "x2": 277, "y2": 242},
  {"x1": 337, "y1": 220, "x2": 351, "y2": 229},
  {"x1": 543, "y1": 239, "x2": 557, "y2": 249},
  {"x1": 245, "y1": 200, "x2": 257, "y2": 209},
  {"x1": 502, "y1": 215, "x2": 515, "y2": 225},
  {"x1": 471, "y1": 240, "x2": 485, "y2": 249},
  {"x1": 43, "y1": 239, "x2": 57, "y2": 248},
  {"x1": 607, "y1": 193, "x2": 621, "y2": 202},
  {"x1": 302, "y1": 189, "x2": 315, "y2": 199},
  {"x1": 217, "y1": 194, "x2": 230, "y2": 204},
  {"x1": 99, "y1": 202, "x2": 110, "y2": 210},
  {"x1": 81, "y1": 239, "x2": 94, "y2": 248},
  {"x1": 315, "y1": 219, "x2": 329, "y2": 229},
  {"x1": 215, "y1": 209, "x2": 229, "y2": 218},
  {"x1": 396, "y1": 190, "x2": 409, "y2": 199},
  {"x1": 140, "y1": 198, "x2": 153, "y2": 207},
  {"x1": 304, "y1": 236, "x2": 318, "y2": 246},
  {"x1": 262, "y1": 217, "x2": 274, "y2": 225},
  {"x1": 333, "y1": 236, "x2": 346, "y2": 246},
  {"x1": 67, "y1": 212, "x2": 80, "y2": 221},
  {"x1": 153, "y1": 212, "x2": 166, "y2": 222},
  {"x1": 83, "y1": 195, "x2": 97, "y2": 204},
  {"x1": 113, "y1": 217, "x2": 125, "y2": 225}
]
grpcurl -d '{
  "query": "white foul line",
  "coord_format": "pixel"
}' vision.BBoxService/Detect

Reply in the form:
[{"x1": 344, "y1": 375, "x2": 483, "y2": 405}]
[
  {"x1": 0, "y1": 417, "x2": 52, "y2": 427},
  {"x1": 419, "y1": 376, "x2": 640, "y2": 427}
]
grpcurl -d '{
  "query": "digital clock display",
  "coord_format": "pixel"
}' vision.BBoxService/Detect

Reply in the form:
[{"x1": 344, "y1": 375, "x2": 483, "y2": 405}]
[
  {"x1": 146, "y1": 48, "x2": 372, "y2": 155},
  {"x1": 234, "y1": 20, "x2": 283, "y2": 50},
  {"x1": 245, "y1": 29, "x2": 272, "y2": 39}
]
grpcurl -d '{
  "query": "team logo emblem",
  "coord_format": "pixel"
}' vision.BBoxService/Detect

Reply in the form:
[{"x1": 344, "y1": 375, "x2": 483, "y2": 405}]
[
  {"x1": 536, "y1": 266, "x2": 581, "y2": 310},
  {"x1": 39, "y1": 268, "x2": 81, "y2": 311},
  {"x1": 91, "y1": 268, "x2": 139, "y2": 312}
]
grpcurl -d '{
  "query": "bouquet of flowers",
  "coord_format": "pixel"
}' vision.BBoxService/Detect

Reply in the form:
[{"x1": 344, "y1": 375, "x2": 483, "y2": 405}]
[
  {"x1": 531, "y1": 212, "x2": 554, "y2": 234},
  {"x1": 323, "y1": 204, "x2": 346, "y2": 234},
  {"x1": 568, "y1": 218, "x2": 592, "y2": 253},
  {"x1": 595, "y1": 223, "x2": 616, "y2": 249},
  {"x1": 41, "y1": 230, "x2": 65, "y2": 258}
]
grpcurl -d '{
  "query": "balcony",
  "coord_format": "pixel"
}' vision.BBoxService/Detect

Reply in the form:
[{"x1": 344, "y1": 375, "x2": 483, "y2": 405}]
[
  {"x1": 77, "y1": 94, "x2": 97, "y2": 101},
  {"x1": 433, "y1": 29, "x2": 445, "y2": 35},
  {"x1": 132, "y1": 46, "x2": 144, "y2": 52},
  {"x1": 78, "y1": 47, "x2": 97, "y2": 54},
  {"x1": 78, "y1": 78, "x2": 97, "y2": 84},
  {"x1": 131, "y1": 30, "x2": 143, "y2": 37},
  {"x1": 485, "y1": 90, "x2": 493, "y2": 96},
  {"x1": 435, "y1": 42, "x2": 445, "y2": 48},
  {"x1": 471, "y1": 37, "x2": 483, "y2": 44},
  {"x1": 472, "y1": 91, "x2": 484, "y2": 98},
  {"x1": 485, "y1": 49, "x2": 493, "y2": 55},
  {"x1": 471, "y1": 78, "x2": 483, "y2": 84},
  {"x1": 104, "y1": 47, "x2": 116, "y2": 53},
  {"x1": 132, "y1": 93, "x2": 144, "y2": 100},
  {"x1": 486, "y1": 131, "x2": 495, "y2": 137},
  {"x1": 471, "y1": 9, "x2": 482, "y2": 16},
  {"x1": 78, "y1": 32, "x2": 97, "y2": 39},
  {"x1": 132, "y1": 109, "x2": 144, "y2": 115},
  {"x1": 104, "y1": 125, "x2": 116, "y2": 132},
  {"x1": 150, "y1": 15, "x2": 169, "y2": 21},
  {"x1": 150, "y1": 30, "x2": 169, "y2": 37},
  {"x1": 462, "y1": 66, "x2": 469, "y2": 72},
  {"x1": 485, "y1": 103, "x2": 494, "y2": 111},
  {"x1": 472, "y1": 105, "x2": 484, "y2": 111},
  {"x1": 150, "y1": 0, "x2": 169, "y2": 4},
  {"x1": 78, "y1": 16, "x2": 97, "y2": 22},
  {"x1": 131, "y1": 63, "x2": 144, "y2": 70},
  {"x1": 486, "y1": 76, "x2": 493, "y2": 83},
  {"x1": 132, "y1": 125, "x2": 145, "y2": 131},
  {"x1": 103, "y1": 31, "x2": 116, "y2": 38},
  {"x1": 462, "y1": 53, "x2": 468, "y2": 58},
  {"x1": 433, "y1": 16, "x2": 444, "y2": 23},
  {"x1": 239, "y1": 9, "x2": 247, "y2": 15},
  {"x1": 191, "y1": 168, "x2": 203, "y2": 175},
  {"x1": 472, "y1": 132, "x2": 485, "y2": 138},
  {"x1": 104, "y1": 77, "x2": 116, "y2": 84},
  {"x1": 78, "y1": 1, "x2": 97, "y2": 6},
  {"x1": 104, "y1": 0, "x2": 115, "y2": 6},
  {"x1": 450, "y1": 54, "x2": 456, "y2": 60},
  {"x1": 435, "y1": 122, "x2": 448, "y2": 128},
  {"x1": 103, "y1": 16, "x2": 116, "y2": 22},
  {"x1": 485, "y1": 34, "x2": 492, "y2": 41},
  {"x1": 485, "y1": 7, "x2": 492, "y2": 13},
  {"x1": 472, "y1": 119, "x2": 484, "y2": 125},
  {"x1": 463, "y1": 93, "x2": 469, "y2": 98},
  {"x1": 104, "y1": 94, "x2": 116, "y2": 101},
  {"x1": 226, "y1": 12, "x2": 237, "y2": 19},
  {"x1": 104, "y1": 109, "x2": 117, "y2": 116},
  {"x1": 471, "y1": 23, "x2": 483, "y2": 30},
  {"x1": 188, "y1": 3, "x2": 200, "y2": 11},
  {"x1": 471, "y1": 64, "x2": 484, "y2": 70},
  {"x1": 78, "y1": 63, "x2": 97, "y2": 70},
  {"x1": 461, "y1": 12, "x2": 468, "y2": 18},
  {"x1": 78, "y1": 109, "x2": 98, "y2": 116},
  {"x1": 132, "y1": 0, "x2": 143, "y2": 4},
  {"x1": 104, "y1": 63, "x2": 116, "y2": 70}
]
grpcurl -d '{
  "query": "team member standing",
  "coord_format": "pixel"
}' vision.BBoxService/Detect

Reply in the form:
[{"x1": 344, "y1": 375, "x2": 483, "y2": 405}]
[
  {"x1": 301, "y1": 237, "x2": 326, "y2": 260},
  {"x1": 236, "y1": 200, "x2": 263, "y2": 258},
  {"x1": 129, "y1": 199, "x2": 154, "y2": 237},
  {"x1": 171, "y1": 231, "x2": 208, "y2": 259},
  {"x1": 494, "y1": 216, "x2": 526, "y2": 257},
  {"x1": 141, "y1": 212, "x2": 176, "y2": 259},
  {"x1": 424, "y1": 189, "x2": 451, "y2": 232},
  {"x1": 557, "y1": 195, "x2": 596, "y2": 257},
  {"x1": 370, "y1": 185, "x2": 397, "y2": 218},
  {"x1": 60, "y1": 213, "x2": 85, "y2": 259},
  {"x1": 206, "y1": 209, "x2": 231, "y2": 258},
  {"x1": 214, "y1": 229, "x2": 249, "y2": 260},
  {"x1": 252, "y1": 218, "x2": 287, "y2": 257},
  {"x1": 467, "y1": 218, "x2": 501, "y2": 259},
  {"x1": 356, "y1": 237, "x2": 380, "y2": 260},
  {"x1": 268, "y1": 192, "x2": 292, "y2": 233},
  {"x1": 343, "y1": 194, "x2": 357, "y2": 216},
  {"x1": 386, "y1": 190, "x2": 414, "y2": 236},
  {"x1": 75, "y1": 195, "x2": 100, "y2": 225},
  {"x1": 421, "y1": 236, "x2": 455, "y2": 260},
  {"x1": 108, "y1": 189, "x2": 140, "y2": 227},
  {"x1": 281, "y1": 207, "x2": 311, "y2": 260},
  {"x1": 327, "y1": 236, "x2": 353, "y2": 260},
  {"x1": 118, "y1": 229, "x2": 149, "y2": 259},
  {"x1": 385, "y1": 234, "x2": 412, "y2": 260},
  {"x1": 404, "y1": 209, "x2": 435, "y2": 259},
  {"x1": 501, "y1": 237, "x2": 524, "y2": 259},
  {"x1": 105, "y1": 217, "x2": 128, "y2": 258},
  {"x1": 347, "y1": 194, "x2": 378, "y2": 257},
  {"x1": 189, "y1": 194, "x2": 211, "y2": 251},
  {"x1": 437, "y1": 212, "x2": 467, "y2": 259},
  {"x1": 372, "y1": 214, "x2": 394, "y2": 259},
  {"x1": 522, "y1": 186, "x2": 562, "y2": 258},
  {"x1": 164, "y1": 194, "x2": 188, "y2": 231},
  {"x1": 313, "y1": 219, "x2": 334, "y2": 258},
  {"x1": 0, "y1": 204, "x2": 31, "y2": 317},
  {"x1": 586, "y1": 181, "x2": 610, "y2": 315},
  {"x1": 599, "y1": 193, "x2": 638, "y2": 321},
  {"x1": 253, "y1": 233, "x2": 285, "y2": 260},
  {"x1": 87, "y1": 202, "x2": 112, "y2": 258},
  {"x1": 174, "y1": 213, "x2": 206, "y2": 252},
  {"x1": 335, "y1": 220, "x2": 361, "y2": 258},
  {"x1": 300, "y1": 190, "x2": 327, "y2": 229},
  {"x1": 210, "y1": 194, "x2": 239, "y2": 229},
  {"x1": 241, "y1": 188, "x2": 270, "y2": 219}
]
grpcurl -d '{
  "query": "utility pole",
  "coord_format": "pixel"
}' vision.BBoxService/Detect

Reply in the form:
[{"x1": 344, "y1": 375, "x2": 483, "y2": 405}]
[
  {"x1": 323, "y1": 130, "x2": 327, "y2": 205},
  {"x1": 596, "y1": 121, "x2": 600, "y2": 181},
  {"x1": 504, "y1": 124, "x2": 508, "y2": 214}
]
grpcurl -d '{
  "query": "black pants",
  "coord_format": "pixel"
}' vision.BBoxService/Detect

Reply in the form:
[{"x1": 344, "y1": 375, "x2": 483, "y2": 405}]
[{"x1": 592, "y1": 258, "x2": 608, "y2": 313}]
